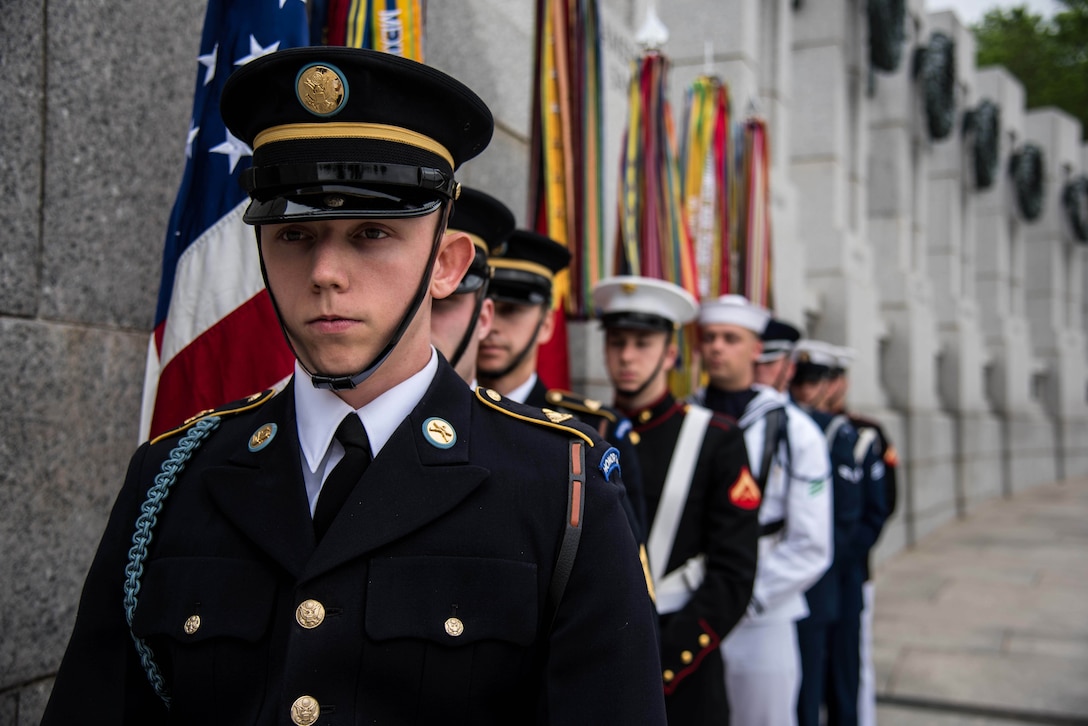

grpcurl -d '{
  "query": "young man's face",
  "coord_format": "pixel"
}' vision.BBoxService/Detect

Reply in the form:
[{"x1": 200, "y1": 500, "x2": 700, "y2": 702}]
[
  {"x1": 603, "y1": 327, "x2": 673, "y2": 402},
  {"x1": 697, "y1": 322, "x2": 762, "y2": 391},
  {"x1": 476, "y1": 300, "x2": 553, "y2": 382},
  {"x1": 431, "y1": 292, "x2": 493, "y2": 383},
  {"x1": 790, "y1": 378, "x2": 828, "y2": 408},
  {"x1": 754, "y1": 356, "x2": 794, "y2": 392},
  {"x1": 823, "y1": 374, "x2": 847, "y2": 411},
  {"x1": 260, "y1": 213, "x2": 462, "y2": 381}
]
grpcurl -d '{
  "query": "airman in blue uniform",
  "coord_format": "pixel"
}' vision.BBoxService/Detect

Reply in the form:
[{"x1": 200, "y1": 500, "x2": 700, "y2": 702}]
[
  {"x1": 823, "y1": 347, "x2": 892, "y2": 726},
  {"x1": 789, "y1": 340, "x2": 862, "y2": 726}
]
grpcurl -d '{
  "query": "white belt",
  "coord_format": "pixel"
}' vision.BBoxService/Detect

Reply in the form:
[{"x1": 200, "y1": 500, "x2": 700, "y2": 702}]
[{"x1": 655, "y1": 554, "x2": 706, "y2": 615}]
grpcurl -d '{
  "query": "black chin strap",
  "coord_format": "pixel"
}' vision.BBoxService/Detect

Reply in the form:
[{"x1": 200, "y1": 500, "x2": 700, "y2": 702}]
[
  {"x1": 772, "y1": 357, "x2": 792, "y2": 392},
  {"x1": 256, "y1": 202, "x2": 451, "y2": 391},
  {"x1": 480, "y1": 305, "x2": 548, "y2": 382},
  {"x1": 615, "y1": 344, "x2": 672, "y2": 401},
  {"x1": 448, "y1": 280, "x2": 490, "y2": 370}
]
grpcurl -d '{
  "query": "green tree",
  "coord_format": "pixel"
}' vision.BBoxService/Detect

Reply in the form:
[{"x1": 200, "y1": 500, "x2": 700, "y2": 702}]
[{"x1": 974, "y1": 0, "x2": 1088, "y2": 139}]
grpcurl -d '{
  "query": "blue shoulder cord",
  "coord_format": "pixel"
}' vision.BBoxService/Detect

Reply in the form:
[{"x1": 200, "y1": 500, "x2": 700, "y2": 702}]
[{"x1": 122, "y1": 416, "x2": 221, "y2": 707}]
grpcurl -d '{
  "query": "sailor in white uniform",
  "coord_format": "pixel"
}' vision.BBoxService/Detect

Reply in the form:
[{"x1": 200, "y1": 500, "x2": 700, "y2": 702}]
[{"x1": 692, "y1": 295, "x2": 832, "y2": 726}]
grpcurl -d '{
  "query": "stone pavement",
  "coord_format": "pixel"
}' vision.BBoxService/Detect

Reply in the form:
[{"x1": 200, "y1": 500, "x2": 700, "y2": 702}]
[{"x1": 872, "y1": 477, "x2": 1088, "y2": 726}]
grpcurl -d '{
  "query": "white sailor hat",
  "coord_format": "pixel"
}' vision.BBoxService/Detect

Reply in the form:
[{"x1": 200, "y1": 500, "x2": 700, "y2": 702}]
[
  {"x1": 592, "y1": 276, "x2": 698, "y2": 331},
  {"x1": 697, "y1": 294, "x2": 771, "y2": 334},
  {"x1": 758, "y1": 318, "x2": 802, "y2": 363}
]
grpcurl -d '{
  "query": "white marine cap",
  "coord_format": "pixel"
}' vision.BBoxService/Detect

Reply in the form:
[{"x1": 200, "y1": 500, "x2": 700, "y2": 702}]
[
  {"x1": 697, "y1": 294, "x2": 771, "y2": 334},
  {"x1": 833, "y1": 346, "x2": 856, "y2": 371},
  {"x1": 792, "y1": 339, "x2": 839, "y2": 367},
  {"x1": 592, "y1": 275, "x2": 699, "y2": 330}
]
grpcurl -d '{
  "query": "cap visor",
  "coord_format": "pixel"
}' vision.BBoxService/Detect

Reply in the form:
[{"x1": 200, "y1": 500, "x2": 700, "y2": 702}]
[{"x1": 244, "y1": 185, "x2": 444, "y2": 224}]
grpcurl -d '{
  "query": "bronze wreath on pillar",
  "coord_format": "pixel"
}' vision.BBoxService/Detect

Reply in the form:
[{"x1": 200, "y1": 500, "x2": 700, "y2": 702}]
[
  {"x1": 1062, "y1": 175, "x2": 1088, "y2": 243},
  {"x1": 869, "y1": 0, "x2": 906, "y2": 72},
  {"x1": 1009, "y1": 143, "x2": 1046, "y2": 222},
  {"x1": 913, "y1": 31, "x2": 956, "y2": 141},
  {"x1": 962, "y1": 99, "x2": 1000, "y2": 190}
]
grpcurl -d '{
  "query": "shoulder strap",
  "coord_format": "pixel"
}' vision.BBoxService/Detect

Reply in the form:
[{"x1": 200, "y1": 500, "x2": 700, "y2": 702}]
[
  {"x1": 854, "y1": 427, "x2": 879, "y2": 465},
  {"x1": 824, "y1": 414, "x2": 850, "y2": 450},
  {"x1": 646, "y1": 405, "x2": 712, "y2": 583},
  {"x1": 547, "y1": 438, "x2": 587, "y2": 626},
  {"x1": 756, "y1": 406, "x2": 786, "y2": 491}
]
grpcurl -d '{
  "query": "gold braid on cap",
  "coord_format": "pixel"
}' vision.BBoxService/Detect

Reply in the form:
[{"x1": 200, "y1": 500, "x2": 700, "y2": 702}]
[
  {"x1": 253, "y1": 122, "x2": 454, "y2": 169},
  {"x1": 490, "y1": 258, "x2": 554, "y2": 282}
]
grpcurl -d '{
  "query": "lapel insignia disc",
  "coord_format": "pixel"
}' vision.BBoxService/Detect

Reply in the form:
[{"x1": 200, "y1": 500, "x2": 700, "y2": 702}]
[
  {"x1": 423, "y1": 417, "x2": 456, "y2": 449},
  {"x1": 296, "y1": 63, "x2": 348, "y2": 117},
  {"x1": 248, "y1": 423, "x2": 277, "y2": 452}
]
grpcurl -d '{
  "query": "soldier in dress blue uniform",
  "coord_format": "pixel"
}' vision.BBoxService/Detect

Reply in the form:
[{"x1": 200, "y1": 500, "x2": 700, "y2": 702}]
[
  {"x1": 476, "y1": 229, "x2": 570, "y2": 407},
  {"x1": 430, "y1": 186, "x2": 513, "y2": 385},
  {"x1": 477, "y1": 231, "x2": 650, "y2": 542},
  {"x1": 42, "y1": 47, "x2": 666, "y2": 726},
  {"x1": 541, "y1": 387, "x2": 650, "y2": 544},
  {"x1": 593, "y1": 276, "x2": 761, "y2": 726},
  {"x1": 788, "y1": 340, "x2": 863, "y2": 726},
  {"x1": 822, "y1": 347, "x2": 892, "y2": 726}
]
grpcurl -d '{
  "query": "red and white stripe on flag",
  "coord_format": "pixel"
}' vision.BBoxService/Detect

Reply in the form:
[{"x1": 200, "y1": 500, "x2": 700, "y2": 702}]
[{"x1": 139, "y1": 0, "x2": 308, "y2": 441}]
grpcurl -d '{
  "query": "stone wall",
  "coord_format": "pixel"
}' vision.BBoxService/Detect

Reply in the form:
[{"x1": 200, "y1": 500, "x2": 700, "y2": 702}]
[{"x1": 2, "y1": 0, "x2": 1086, "y2": 720}]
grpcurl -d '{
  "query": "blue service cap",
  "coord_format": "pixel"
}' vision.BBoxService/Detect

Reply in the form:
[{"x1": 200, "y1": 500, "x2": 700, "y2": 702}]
[{"x1": 758, "y1": 318, "x2": 802, "y2": 363}]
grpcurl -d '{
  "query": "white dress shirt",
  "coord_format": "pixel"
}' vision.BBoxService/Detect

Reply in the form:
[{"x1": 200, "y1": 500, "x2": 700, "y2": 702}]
[{"x1": 293, "y1": 349, "x2": 439, "y2": 515}]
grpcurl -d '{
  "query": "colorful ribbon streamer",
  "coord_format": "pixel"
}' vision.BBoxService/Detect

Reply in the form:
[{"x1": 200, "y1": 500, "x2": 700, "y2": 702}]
[
  {"x1": 679, "y1": 75, "x2": 733, "y2": 299},
  {"x1": 530, "y1": 0, "x2": 606, "y2": 319},
  {"x1": 616, "y1": 51, "x2": 701, "y2": 396},
  {"x1": 738, "y1": 117, "x2": 773, "y2": 308},
  {"x1": 320, "y1": 0, "x2": 425, "y2": 60}
]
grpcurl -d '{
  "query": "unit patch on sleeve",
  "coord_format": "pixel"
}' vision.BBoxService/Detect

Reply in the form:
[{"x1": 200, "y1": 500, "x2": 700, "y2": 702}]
[
  {"x1": 728, "y1": 467, "x2": 762, "y2": 510},
  {"x1": 599, "y1": 446, "x2": 621, "y2": 482}
]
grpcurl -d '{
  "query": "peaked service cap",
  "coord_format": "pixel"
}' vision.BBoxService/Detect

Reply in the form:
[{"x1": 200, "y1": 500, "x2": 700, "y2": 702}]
[
  {"x1": 447, "y1": 187, "x2": 515, "y2": 294},
  {"x1": 220, "y1": 46, "x2": 493, "y2": 224},
  {"x1": 758, "y1": 318, "x2": 803, "y2": 363},
  {"x1": 791, "y1": 339, "x2": 838, "y2": 383},
  {"x1": 592, "y1": 276, "x2": 698, "y2": 331},
  {"x1": 488, "y1": 229, "x2": 571, "y2": 305}
]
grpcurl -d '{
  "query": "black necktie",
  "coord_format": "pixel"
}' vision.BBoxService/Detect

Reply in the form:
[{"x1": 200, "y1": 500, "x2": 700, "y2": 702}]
[{"x1": 313, "y1": 414, "x2": 371, "y2": 540}]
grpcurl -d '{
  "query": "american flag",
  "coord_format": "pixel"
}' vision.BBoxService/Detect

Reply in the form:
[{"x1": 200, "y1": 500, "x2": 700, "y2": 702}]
[{"x1": 139, "y1": 0, "x2": 309, "y2": 440}]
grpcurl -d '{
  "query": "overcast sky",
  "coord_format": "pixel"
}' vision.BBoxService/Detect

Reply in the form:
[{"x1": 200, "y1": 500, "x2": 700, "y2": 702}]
[{"x1": 926, "y1": 0, "x2": 1063, "y2": 25}]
